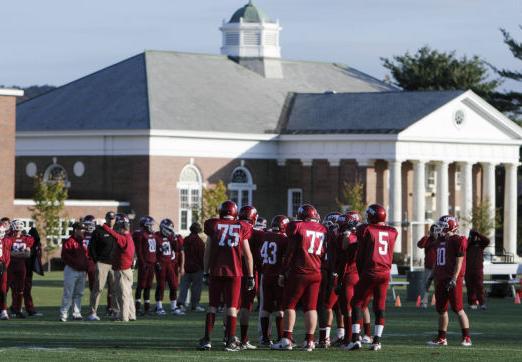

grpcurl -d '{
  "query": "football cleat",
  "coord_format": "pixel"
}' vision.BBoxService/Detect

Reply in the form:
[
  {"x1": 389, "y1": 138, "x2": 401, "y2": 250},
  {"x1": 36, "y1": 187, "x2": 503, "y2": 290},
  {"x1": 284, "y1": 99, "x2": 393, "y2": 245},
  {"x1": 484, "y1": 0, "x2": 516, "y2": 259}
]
[
  {"x1": 259, "y1": 337, "x2": 273, "y2": 347},
  {"x1": 316, "y1": 338, "x2": 330, "y2": 349},
  {"x1": 172, "y1": 308, "x2": 185, "y2": 316},
  {"x1": 369, "y1": 342, "x2": 381, "y2": 351},
  {"x1": 0, "y1": 310, "x2": 9, "y2": 320},
  {"x1": 14, "y1": 311, "x2": 26, "y2": 319},
  {"x1": 240, "y1": 340, "x2": 257, "y2": 350},
  {"x1": 86, "y1": 314, "x2": 100, "y2": 321},
  {"x1": 344, "y1": 341, "x2": 362, "y2": 350},
  {"x1": 193, "y1": 305, "x2": 206, "y2": 312},
  {"x1": 198, "y1": 337, "x2": 211, "y2": 350},
  {"x1": 59, "y1": 315, "x2": 67, "y2": 322},
  {"x1": 225, "y1": 337, "x2": 241, "y2": 352},
  {"x1": 469, "y1": 304, "x2": 478, "y2": 310},
  {"x1": 480, "y1": 304, "x2": 487, "y2": 310},
  {"x1": 271, "y1": 337, "x2": 293, "y2": 350},
  {"x1": 427, "y1": 337, "x2": 448, "y2": 346},
  {"x1": 331, "y1": 336, "x2": 345, "y2": 347},
  {"x1": 303, "y1": 341, "x2": 315, "y2": 352},
  {"x1": 461, "y1": 336, "x2": 472, "y2": 347},
  {"x1": 156, "y1": 308, "x2": 167, "y2": 316},
  {"x1": 72, "y1": 314, "x2": 83, "y2": 321},
  {"x1": 28, "y1": 310, "x2": 43, "y2": 317},
  {"x1": 361, "y1": 335, "x2": 373, "y2": 344}
]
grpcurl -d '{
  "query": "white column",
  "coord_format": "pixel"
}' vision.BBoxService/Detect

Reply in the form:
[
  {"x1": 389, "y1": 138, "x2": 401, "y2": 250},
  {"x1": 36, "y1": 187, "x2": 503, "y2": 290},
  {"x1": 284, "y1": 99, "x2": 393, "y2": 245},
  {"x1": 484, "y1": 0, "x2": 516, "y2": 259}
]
[
  {"x1": 460, "y1": 162, "x2": 473, "y2": 235},
  {"x1": 412, "y1": 160, "x2": 426, "y2": 265},
  {"x1": 388, "y1": 160, "x2": 402, "y2": 253},
  {"x1": 503, "y1": 163, "x2": 518, "y2": 259},
  {"x1": 482, "y1": 162, "x2": 496, "y2": 255},
  {"x1": 435, "y1": 161, "x2": 449, "y2": 218}
]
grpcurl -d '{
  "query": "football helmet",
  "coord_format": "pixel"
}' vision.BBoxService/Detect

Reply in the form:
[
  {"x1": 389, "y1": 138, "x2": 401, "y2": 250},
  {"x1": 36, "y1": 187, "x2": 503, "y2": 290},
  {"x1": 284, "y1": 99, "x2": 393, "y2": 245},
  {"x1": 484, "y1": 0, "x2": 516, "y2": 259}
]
[
  {"x1": 271, "y1": 215, "x2": 290, "y2": 234},
  {"x1": 365, "y1": 204, "x2": 386, "y2": 224},
  {"x1": 238, "y1": 205, "x2": 258, "y2": 225},
  {"x1": 11, "y1": 219, "x2": 25, "y2": 232},
  {"x1": 297, "y1": 204, "x2": 320, "y2": 222},
  {"x1": 338, "y1": 210, "x2": 362, "y2": 229},
  {"x1": 255, "y1": 216, "x2": 267, "y2": 230},
  {"x1": 437, "y1": 215, "x2": 458, "y2": 235},
  {"x1": 160, "y1": 218, "x2": 175, "y2": 237},
  {"x1": 139, "y1": 216, "x2": 155, "y2": 233},
  {"x1": 114, "y1": 213, "x2": 130, "y2": 231},
  {"x1": 82, "y1": 215, "x2": 96, "y2": 233},
  {"x1": 323, "y1": 212, "x2": 341, "y2": 225},
  {"x1": 219, "y1": 200, "x2": 238, "y2": 220}
]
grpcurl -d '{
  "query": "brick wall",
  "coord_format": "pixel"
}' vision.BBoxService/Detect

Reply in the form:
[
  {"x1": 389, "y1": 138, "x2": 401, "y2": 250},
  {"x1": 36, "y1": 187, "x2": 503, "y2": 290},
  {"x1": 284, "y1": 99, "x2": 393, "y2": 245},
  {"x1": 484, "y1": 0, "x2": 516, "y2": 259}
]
[{"x1": 0, "y1": 96, "x2": 16, "y2": 217}]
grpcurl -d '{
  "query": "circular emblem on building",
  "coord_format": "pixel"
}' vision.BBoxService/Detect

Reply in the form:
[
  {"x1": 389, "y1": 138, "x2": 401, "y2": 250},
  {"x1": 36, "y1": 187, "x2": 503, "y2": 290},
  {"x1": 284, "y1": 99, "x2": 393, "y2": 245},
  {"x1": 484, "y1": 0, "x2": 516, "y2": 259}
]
[
  {"x1": 73, "y1": 161, "x2": 85, "y2": 177},
  {"x1": 25, "y1": 162, "x2": 37, "y2": 177},
  {"x1": 453, "y1": 109, "x2": 465, "y2": 128}
]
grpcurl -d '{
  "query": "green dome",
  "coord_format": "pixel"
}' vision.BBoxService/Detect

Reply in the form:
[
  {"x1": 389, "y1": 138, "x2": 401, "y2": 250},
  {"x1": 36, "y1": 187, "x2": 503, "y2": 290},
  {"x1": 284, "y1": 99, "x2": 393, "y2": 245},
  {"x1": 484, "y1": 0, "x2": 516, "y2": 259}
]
[{"x1": 229, "y1": 1, "x2": 269, "y2": 23}]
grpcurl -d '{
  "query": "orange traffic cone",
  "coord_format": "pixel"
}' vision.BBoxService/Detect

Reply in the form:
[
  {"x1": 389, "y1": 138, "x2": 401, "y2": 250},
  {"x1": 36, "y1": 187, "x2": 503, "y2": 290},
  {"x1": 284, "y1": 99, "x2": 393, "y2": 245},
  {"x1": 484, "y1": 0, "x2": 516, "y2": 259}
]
[
  {"x1": 431, "y1": 294, "x2": 436, "y2": 306},
  {"x1": 515, "y1": 293, "x2": 521, "y2": 305},
  {"x1": 416, "y1": 295, "x2": 422, "y2": 308},
  {"x1": 394, "y1": 295, "x2": 402, "y2": 307}
]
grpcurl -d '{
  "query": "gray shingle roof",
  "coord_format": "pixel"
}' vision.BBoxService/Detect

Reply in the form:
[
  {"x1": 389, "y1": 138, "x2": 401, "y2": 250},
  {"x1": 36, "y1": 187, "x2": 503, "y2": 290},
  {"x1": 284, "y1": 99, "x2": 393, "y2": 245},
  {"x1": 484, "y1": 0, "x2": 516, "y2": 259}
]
[
  {"x1": 282, "y1": 90, "x2": 465, "y2": 134},
  {"x1": 17, "y1": 50, "x2": 395, "y2": 133}
]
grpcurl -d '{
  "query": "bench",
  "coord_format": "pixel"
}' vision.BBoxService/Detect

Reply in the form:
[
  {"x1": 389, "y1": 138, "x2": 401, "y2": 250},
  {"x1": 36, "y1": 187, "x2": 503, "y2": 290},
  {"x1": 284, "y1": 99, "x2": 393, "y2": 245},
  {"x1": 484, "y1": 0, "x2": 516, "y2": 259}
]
[
  {"x1": 482, "y1": 263, "x2": 520, "y2": 297},
  {"x1": 389, "y1": 264, "x2": 409, "y2": 300}
]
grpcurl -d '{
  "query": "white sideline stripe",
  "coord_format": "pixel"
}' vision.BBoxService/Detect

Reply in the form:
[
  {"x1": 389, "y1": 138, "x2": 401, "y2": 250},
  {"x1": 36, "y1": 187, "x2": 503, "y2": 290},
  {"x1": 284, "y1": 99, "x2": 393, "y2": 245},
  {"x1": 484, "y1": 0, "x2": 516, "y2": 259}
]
[{"x1": 14, "y1": 199, "x2": 130, "y2": 207}]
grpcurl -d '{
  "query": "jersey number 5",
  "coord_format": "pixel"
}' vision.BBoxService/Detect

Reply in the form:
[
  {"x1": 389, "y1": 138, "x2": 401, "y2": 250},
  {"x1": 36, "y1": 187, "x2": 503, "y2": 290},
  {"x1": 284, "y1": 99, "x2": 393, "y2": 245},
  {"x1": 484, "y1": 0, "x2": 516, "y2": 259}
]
[
  {"x1": 306, "y1": 230, "x2": 324, "y2": 255},
  {"x1": 378, "y1": 231, "x2": 389, "y2": 256},
  {"x1": 217, "y1": 224, "x2": 240, "y2": 247}
]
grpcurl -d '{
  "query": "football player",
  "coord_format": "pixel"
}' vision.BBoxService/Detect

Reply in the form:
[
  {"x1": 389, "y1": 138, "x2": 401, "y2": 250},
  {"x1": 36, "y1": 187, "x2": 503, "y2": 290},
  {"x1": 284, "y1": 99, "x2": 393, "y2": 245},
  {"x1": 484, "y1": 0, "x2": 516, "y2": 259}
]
[
  {"x1": 465, "y1": 229, "x2": 490, "y2": 310},
  {"x1": 417, "y1": 224, "x2": 438, "y2": 308},
  {"x1": 238, "y1": 205, "x2": 263, "y2": 350},
  {"x1": 259, "y1": 215, "x2": 289, "y2": 346},
  {"x1": 347, "y1": 204, "x2": 397, "y2": 351},
  {"x1": 199, "y1": 200, "x2": 255, "y2": 352},
  {"x1": 427, "y1": 216, "x2": 471, "y2": 347},
  {"x1": 7, "y1": 219, "x2": 34, "y2": 318},
  {"x1": 133, "y1": 216, "x2": 157, "y2": 315},
  {"x1": 335, "y1": 211, "x2": 361, "y2": 346},
  {"x1": 271, "y1": 204, "x2": 327, "y2": 352},
  {"x1": 0, "y1": 225, "x2": 13, "y2": 320},
  {"x1": 317, "y1": 211, "x2": 341, "y2": 348},
  {"x1": 81, "y1": 216, "x2": 97, "y2": 294},
  {"x1": 154, "y1": 218, "x2": 185, "y2": 316}
]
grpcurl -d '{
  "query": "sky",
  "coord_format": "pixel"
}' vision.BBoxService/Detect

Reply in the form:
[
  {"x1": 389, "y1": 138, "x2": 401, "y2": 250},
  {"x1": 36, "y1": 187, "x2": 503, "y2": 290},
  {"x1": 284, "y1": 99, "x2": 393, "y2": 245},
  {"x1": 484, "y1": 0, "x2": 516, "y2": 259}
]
[{"x1": 1, "y1": 0, "x2": 521, "y2": 90}]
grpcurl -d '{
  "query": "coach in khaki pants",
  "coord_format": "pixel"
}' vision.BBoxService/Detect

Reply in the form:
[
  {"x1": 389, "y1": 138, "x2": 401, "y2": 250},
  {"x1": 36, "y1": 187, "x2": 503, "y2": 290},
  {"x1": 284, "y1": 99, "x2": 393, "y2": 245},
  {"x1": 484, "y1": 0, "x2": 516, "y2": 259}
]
[
  {"x1": 103, "y1": 213, "x2": 136, "y2": 322},
  {"x1": 88, "y1": 212, "x2": 117, "y2": 321}
]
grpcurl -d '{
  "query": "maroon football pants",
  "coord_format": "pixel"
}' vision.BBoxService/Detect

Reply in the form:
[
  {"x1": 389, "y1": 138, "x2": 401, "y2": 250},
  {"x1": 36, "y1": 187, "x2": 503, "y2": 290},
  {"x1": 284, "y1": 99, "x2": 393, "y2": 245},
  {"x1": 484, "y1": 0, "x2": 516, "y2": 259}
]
[
  {"x1": 0, "y1": 272, "x2": 8, "y2": 310},
  {"x1": 8, "y1": 261, "x2": 26, "y2": 313},
  {"x1": 155, "y1": 262, "x2": 178, "y2": 302},
  {"x1": 465, "y1": 271, "x2": 485, "y2": 306}
]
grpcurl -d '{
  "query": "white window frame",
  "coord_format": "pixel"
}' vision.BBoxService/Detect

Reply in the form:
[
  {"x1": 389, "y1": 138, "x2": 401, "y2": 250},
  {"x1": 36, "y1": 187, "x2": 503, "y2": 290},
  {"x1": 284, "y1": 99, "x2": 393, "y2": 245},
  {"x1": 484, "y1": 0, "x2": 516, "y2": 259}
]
[
  {"x1": 177, "y1": 165, "x2": 203, "y2": 233},
  {"x1": 287, "y1": 188, "x2": 303, "y2": 218},
  {"x1": 228, "y1": 166, "x2": 256, "y2": 209}
]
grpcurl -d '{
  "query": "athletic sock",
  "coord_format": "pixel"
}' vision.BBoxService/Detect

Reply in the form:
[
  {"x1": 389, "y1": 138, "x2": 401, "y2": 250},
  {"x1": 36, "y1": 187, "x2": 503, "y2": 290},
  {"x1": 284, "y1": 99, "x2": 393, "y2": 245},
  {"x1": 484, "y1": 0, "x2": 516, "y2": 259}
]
[
  {"x1": 461, "y1": 328, "x2": 470, "y2": 338},
  {"x1": 260, "y1": 317, "x2": 270, "y2": 339},
  {"x1": 283, "y1": 330, "x2": 293, "y2": 342},
  {"x1": 438, "y1": 330, "x2": 447, "y2": 339},
  {"x1": 305, "y1": 333, "x2": 314, "y2": 343},
  {"x1": 319, "y1": 328, "x2": 327, "y2": 342},
  {"x1": 325, "y1": 326, "x2": 331, "y2": 339},
  {"x1": 336, "y1": 327, "x2": 345, "y2": 340},
  {"x1": 363, "y1": 322, "x2": 371, "y2": 336},
  {"x1": 226, "y1": 316, "x2": 237, "y2": 342},
  {"x1": 351, "y1": 322, "x2": 361, "y2": 343},
  {"x1": 240, "y1": 324, "x2": 249, "y2": 343},
  {"x1": 204, "y1": 313, "x2": 216, "y2": 339},
  {"x1": 373, "y1": 324, "x2": 384, "y2": 343},
  {"x1": 156, "y1": 301, "x2": 162, "y2": 310},
  {"x1": 276, "y1": 316, "x2": 284, "y2": 339},
  {"x1": 170, "y1": 300, "x2": 177, "y2": 310}
]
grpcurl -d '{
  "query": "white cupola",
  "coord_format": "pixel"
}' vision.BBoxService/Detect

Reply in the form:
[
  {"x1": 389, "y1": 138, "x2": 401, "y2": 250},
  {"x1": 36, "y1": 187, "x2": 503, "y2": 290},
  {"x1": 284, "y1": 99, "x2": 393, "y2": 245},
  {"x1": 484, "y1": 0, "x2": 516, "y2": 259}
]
[{"x1": 220, "y1": 1, "x2": 282, "y2": 59}]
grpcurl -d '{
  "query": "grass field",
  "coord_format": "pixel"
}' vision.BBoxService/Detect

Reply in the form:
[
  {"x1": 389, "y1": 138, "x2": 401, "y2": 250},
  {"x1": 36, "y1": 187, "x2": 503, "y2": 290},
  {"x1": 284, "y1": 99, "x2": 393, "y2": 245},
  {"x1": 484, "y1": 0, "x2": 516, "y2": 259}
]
[{"x1": 0, "y1": 271, "x2": 521, "y2": 361}]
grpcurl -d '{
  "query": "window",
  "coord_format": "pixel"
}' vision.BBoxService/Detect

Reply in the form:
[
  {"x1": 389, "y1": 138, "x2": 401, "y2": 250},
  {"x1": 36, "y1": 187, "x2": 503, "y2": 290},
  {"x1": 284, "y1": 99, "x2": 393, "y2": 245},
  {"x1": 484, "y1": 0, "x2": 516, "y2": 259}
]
[
  {"x1": 455, "y1": 165, "x2": 462, "y2": 191},
  {"x1": 43, "y1": 162, "x2": 70, "y2": 188},
  {"x1": 228, "y1": 166, "x2": 256, "y2": 209},
  {"x1": 177, "y1": 165, "x2": 202, "y2": 232},
  {"x1": 426, "y1": 164, "x2": 436, "y2": 191},
  {"x1": 287, "y1": 189, "x2": 303, "y2": 218}
]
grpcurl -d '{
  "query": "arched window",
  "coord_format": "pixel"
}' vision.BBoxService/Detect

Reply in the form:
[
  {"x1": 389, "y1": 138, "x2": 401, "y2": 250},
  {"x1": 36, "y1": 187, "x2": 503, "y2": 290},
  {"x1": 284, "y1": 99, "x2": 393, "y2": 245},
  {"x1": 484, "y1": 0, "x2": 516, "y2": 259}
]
[
  {"x1": 228, "y1": 166, "x2": 256, "y2": 209},
  {"x1": 177, "y1": 165, "x2": 202, "y2": 232}
]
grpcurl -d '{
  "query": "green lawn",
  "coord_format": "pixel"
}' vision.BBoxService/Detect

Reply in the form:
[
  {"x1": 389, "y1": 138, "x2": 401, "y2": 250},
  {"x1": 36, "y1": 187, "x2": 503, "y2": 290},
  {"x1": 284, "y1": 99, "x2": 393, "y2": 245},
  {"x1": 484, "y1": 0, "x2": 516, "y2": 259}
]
[{"x1": 0, "y1": 271, "x2": 520, "y2": 361}]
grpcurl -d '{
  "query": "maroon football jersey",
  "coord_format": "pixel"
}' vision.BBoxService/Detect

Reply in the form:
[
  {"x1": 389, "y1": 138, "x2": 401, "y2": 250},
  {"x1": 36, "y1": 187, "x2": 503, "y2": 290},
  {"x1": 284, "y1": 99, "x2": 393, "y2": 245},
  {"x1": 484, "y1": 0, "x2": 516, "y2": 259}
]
[
  {"x1": 355, "y1": 224, "x2": 397, "y2": 277},
  {"x1": 417, "y1": 235, "x2": 437, "y2": 269},
  {"x1": 434, "y1": 234, "x2": 467, "y2": 281},
  {"x1": 260, "y1": 231, "x2": 288, "y2": 276},
  {"x1": 10, "y1": 235, "x2": 34, "y2": 266},
  {"x1": 155, "y1": 232, "x2": 183, "y2": 264},
  {"x1": 204, "y1": 218, "x2": 252, "y2": 277},
  {"x1": 0, "y1": 237, "x2": 13, "y2": 267},
  {"x1": 339, "y1": 230, "x2": 358, "y2": 275},
  {"x1": 134, "y1": 230, "x2": 157, "y2": 264},
  {"x1": 241, "y1": 223, "x2": 264, "y2": 274},
  {"x1": 283, "y1": 220, "x2": 327, "y2": 275}
]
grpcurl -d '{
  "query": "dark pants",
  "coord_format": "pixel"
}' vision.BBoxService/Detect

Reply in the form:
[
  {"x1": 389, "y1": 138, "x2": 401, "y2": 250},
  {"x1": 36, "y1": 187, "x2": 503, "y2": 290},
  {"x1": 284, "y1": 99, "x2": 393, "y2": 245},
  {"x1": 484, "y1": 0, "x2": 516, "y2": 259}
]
[
  {"x1": 178, "y1": 271, "x2": 203, "y2": 308},
  {"x1": 465, "y1": 271, "x2": 485, "y2": 306}
]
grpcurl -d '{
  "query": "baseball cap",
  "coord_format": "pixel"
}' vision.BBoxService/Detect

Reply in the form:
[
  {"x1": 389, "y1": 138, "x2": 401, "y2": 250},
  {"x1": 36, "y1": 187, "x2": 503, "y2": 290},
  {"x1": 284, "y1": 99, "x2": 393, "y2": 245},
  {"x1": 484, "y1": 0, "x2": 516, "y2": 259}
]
[{"x1": 105, "y1": 211, "x2": 116, "y2": 220}]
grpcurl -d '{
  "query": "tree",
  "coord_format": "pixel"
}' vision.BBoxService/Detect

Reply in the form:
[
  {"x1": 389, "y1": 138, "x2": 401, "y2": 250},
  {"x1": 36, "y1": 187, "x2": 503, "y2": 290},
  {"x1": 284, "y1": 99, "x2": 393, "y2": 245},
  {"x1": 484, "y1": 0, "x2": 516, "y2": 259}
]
[
  {"x1": 30, "y1": 175, "x2": 68, "y2": 271},
  {"x1": 337, "y1": 181, "x2": 366, "y2": 215},
  {"x1": 461, "y1": 199, "x2": 497, "y2": 235},
  {"x1": 489, "y1": 26, "x2": 522, "y2": 120},
  {"x1": 381, "y1": 46, "x2": 501, "y2": 97},
  {"x1": 200, "y1": 180, "x2": 228, "y2": 222}
]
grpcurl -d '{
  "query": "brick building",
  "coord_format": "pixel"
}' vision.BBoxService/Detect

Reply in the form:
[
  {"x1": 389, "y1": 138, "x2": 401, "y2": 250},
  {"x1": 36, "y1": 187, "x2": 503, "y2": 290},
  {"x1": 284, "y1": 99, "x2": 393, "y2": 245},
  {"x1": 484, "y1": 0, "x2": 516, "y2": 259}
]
[{"x1": 14, "y1": 2, "x2": 522, "y2": 262}]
